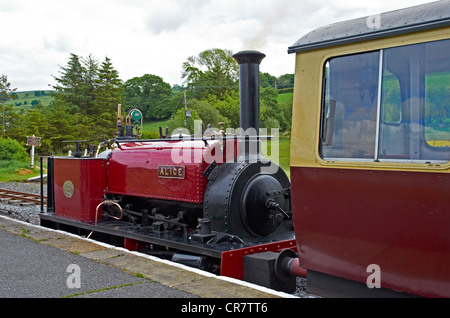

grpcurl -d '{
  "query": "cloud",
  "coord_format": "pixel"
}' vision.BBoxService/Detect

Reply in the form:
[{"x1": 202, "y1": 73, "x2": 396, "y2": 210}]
[
  {"x1": 146, "y1": 3, "x2": 186, "y2": 34},
  {"x1": 0, "y1": 0, "x2": 436, "y2": 91},
  {"x1": 145, "y1": 0, "x2": 210, "y2": 34},
  {"x1": 243, "y1": 2, "x2": 290, "y2": 49},
  {"x1": 43, "y1": 34, "x2": 75, "y2": 53}
]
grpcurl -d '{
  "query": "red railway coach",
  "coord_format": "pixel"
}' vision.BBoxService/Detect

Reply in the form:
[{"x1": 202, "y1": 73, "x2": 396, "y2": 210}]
[{"x1": 288, "y1": 1, "x2": 450, "y2": 297}]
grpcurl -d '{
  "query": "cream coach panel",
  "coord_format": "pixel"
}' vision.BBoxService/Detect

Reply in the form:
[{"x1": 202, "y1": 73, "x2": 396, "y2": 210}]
[{"x1": 290, "y1": 27, "x2": 450, "y2": 173}]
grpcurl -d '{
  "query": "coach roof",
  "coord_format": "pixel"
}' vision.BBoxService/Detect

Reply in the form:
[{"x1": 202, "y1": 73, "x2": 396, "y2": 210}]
[{"x1": 288, "y1": 0, "x2": 450, "y2": 54}]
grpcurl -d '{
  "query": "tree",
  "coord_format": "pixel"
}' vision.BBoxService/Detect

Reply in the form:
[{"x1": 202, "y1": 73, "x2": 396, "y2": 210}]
[
  {"x1": 49, "y1": 53, "x2": 125, "y2": 146},
  {"x1": 182, "y1": 48, "x2": 238, "y2": 100},
  {"x1": 260, "y1": 72, "x2": 277, "y2": 88},
  {"x1": 0, "y1": 74, "x2": 17, "y2": 137},
  {"x1": 206, "y1": 91, "x2": 240, "y2": 129},
  {"x1": 93, "y1": 56, "x2": 123, "y2": 137},
  {"x1": 167, "y1": 108, "x2": 201, "y2": 135},
  {"x1": 18, "y1": 103, "x2": 52, "y2": 153},
  {"x1": 95, "y1": 56, "x2": 123, "y2": 115},
  {"x1": 280, "y1": 95, "x2": 293, "y2": 130},
  {"x1": 188, "y1": 98, "x2": 227, "y2": 128},
  {"x1": 260, "y1": 86, "x2": 288, "y2": 131},
  {"x1": 44, "y1": 103, "x2": 88, "y2": 153},
  {"x1": 2, "y1": 103, "x2": 22, "y2": 140},
  {"x1": 122, "y1": 74, "x2": 174, "y2": 121},
  {"x1": 81, "y1": 54, "x2": 100, "y2": 116},
  {"x1": 52, "y1": 53, "x2": 86, "y2": 111},
  {"x1": 51, "y1": 53, "x2": 99, "y2": 116},
  {"x1": 0, "y1": 137, "x2": 28, "y2": 161},
  {"x1": 277, "y1": 74, "x2": 295, "y2": 89}
]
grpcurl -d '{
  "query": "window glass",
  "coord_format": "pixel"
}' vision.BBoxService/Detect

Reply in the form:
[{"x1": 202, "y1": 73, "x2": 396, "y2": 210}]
[
  {"x1": 425, "y1": 71, "x2": 450, "y2": 148},
  {"x1": 321, "y1": 39, "x2": 450, "y2": 163},
  {"x1": 379, "y1": 39, "x2": 450, "y2": 161},
  {"x1": 381, "y1": 70, "x2": 401, "y2": 123},
  {"x1": 321, "y1": 51, "x2": 380, "y2": 159}
]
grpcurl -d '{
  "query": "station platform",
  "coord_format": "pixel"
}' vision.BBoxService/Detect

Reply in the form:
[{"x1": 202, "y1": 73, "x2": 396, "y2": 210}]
[{"x1": 0, "y1": 215, "x2": 294, "y2": 300}]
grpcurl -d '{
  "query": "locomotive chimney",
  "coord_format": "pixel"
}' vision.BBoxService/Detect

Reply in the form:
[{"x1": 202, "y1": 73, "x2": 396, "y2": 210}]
[{"x1": 232, "y1": 50, "x2": 266, "y2": 161}]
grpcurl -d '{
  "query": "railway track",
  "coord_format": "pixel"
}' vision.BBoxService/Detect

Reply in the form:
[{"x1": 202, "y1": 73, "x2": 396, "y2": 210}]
[{"x1": 0, "y1": 189, "x2": 46, "y2": 206}]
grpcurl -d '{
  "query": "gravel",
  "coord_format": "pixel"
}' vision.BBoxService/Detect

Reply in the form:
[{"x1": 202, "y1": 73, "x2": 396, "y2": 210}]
[
  {"x1": 0, "y1": 181, "x2": 46, "y2": 195},
  {"x1": 0, "y1": 181, "x2": 45, "y2": 225}
]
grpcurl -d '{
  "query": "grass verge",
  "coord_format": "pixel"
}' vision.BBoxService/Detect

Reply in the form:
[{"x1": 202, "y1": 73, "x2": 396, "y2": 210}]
[{"x1": 0, "y1": 160, "x2": 45, "y2": 182}]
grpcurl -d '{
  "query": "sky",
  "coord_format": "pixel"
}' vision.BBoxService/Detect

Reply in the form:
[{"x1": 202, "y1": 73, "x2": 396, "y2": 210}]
[{"x1": 0, "y1": 0, "x2": 437, "y2": 91}]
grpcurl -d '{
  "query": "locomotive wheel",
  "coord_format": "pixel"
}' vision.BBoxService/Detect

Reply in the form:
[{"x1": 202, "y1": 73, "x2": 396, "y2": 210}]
[{"x1": 203, "y1": 161, "x2": 290, "y2": 240}]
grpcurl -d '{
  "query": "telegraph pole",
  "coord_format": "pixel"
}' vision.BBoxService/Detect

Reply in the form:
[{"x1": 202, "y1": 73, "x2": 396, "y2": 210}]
[
  {"x1": 1, "y1": 97, "x2": 4, "y2": 138},
  {"x1": 183, "y1": 87, "x2": 190, "y2": 129},
  {"x1": 1, "y1": 86, "x2": 6, "y2": 137},
  {"x1": 183, "y1": 87, "x2": 187, "y2": 129}
]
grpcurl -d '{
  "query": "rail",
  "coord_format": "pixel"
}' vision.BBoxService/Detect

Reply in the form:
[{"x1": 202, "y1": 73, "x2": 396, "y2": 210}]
[{"x1": 0, "y1": 189, "x2": 46, "y2": 206}]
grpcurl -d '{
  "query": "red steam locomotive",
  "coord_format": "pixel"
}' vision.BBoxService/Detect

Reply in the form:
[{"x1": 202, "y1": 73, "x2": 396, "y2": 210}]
[{"x1": 40, "y1": 51, "x2": 297, "y2": 292}]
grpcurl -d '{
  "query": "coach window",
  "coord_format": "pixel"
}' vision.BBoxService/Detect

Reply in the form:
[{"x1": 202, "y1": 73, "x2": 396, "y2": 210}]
[
  {"x1": 320, "y1": 39, "x2": 450, "y2": 163},
  {"x1": 320, "y1": 51, "x2": 380, "y2": 160}
]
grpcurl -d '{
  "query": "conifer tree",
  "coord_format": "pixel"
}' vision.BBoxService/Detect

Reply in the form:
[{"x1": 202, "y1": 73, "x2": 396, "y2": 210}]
[
  {"x1": 81, "y1": 54, "x2": 99, "y2": 116},
  {"x1": 90, "y1": 56, "x2": 123, "y2": 139},
  {"x1": 52, "y1": 53, "x2": 86, "y2": 112},
  {"x1": 52, "y1": 53, "x2": 100, "y2": 116},
  {"x1": 0, "y1": 74, "x2": 17, "y2": 137},
  {"x1": 95, "y1": 56, "x2": 123, "y2": 115},
  {"x1": 50, "y1": 53, "x2": 123, "y2": 144}
]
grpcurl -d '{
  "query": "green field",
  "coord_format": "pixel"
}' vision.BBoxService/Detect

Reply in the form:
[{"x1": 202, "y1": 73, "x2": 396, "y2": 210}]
[
  {"x1": 142, "y1": 119, "x2": 171, "y2": 133},
  {"x1": 277, "y1": 92, "x2": 293, "y2": 104},
  {"x1": 5, "y1": 90, "x2": 54, "y2": 108},
  {"x1": 261, "y1": 137, "x2": 290, "y2": 178}
]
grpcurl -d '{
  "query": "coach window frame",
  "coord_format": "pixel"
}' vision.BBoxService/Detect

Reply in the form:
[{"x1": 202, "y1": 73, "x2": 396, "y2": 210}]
[{"x1": 319, "y1": 38, "x2": 450, "y2": 164}]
